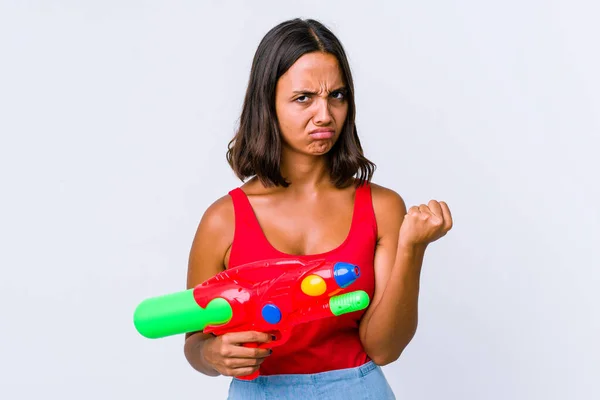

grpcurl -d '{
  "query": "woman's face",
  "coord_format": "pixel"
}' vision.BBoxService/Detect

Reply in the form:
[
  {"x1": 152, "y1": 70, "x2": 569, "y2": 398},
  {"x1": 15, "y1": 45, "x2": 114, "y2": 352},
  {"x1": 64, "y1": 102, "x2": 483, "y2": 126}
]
[{"x1": 275, "y1": 52, "x2": 348, "y2": 156}]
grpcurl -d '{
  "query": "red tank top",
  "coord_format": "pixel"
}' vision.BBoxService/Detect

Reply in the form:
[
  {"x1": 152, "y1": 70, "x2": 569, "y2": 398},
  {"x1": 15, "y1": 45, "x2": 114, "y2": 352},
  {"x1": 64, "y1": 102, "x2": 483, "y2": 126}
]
[{"x1": 227, "y1": 183, "x2": 377, "y2": 375}]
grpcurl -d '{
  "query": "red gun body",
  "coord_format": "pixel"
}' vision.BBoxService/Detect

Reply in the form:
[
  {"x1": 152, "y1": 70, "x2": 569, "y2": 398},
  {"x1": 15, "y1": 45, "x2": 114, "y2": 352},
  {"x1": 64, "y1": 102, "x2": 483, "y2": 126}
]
[{"x1": 192, "y1": 258, "x2": 363, "y2": 379}]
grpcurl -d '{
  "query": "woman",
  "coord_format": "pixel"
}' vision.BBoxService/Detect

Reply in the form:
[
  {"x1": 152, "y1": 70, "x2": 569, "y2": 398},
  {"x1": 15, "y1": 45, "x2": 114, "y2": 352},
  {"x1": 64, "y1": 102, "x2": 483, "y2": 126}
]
[{"x1": 183, "y1": 18, "x2": 453, "y2": 399}]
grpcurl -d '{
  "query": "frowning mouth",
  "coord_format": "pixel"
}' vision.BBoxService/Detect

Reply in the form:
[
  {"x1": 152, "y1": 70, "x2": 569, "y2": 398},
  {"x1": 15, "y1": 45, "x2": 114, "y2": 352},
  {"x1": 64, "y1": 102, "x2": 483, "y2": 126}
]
[{"x1": 309, "y1": 128, "x2": 335, "y2": 139}]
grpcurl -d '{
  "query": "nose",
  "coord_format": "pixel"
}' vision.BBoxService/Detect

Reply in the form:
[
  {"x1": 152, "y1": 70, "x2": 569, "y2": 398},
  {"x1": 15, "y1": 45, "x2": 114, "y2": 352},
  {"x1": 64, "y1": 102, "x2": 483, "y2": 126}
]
[
  {"x1": 313, "y1": 98, "x2": 332, "y2": 125},
  {"x1": 333, "y1": 262, "x2": 361, "y2": 288}
]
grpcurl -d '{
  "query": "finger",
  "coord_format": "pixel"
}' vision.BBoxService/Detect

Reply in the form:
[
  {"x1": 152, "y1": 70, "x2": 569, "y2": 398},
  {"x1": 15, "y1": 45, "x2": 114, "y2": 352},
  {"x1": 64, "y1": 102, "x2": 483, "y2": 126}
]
[
  {"x1": 223, "y1": 344, "x2": 272, "y2": 359},
  {"x1": 439, "y1": 201, "x2": 453, "y2": 230},
  {"x1": 223, "y1": 356, "x2": 269, "y2": 369},
  {"x1": 222, "y1": 331, "x2": 273, "y2": 345},
  {"x1": 418, "y1": 204, "x2": 433, "y2": 216},
  {"x1": 407, "y1": 205, "x2": 420, "y2": 216},
  {"x1": 427, "y1": 200, "x2": 443, "y2": 217},
  {"x1": 427, "y1": 200, "x2": 444, "y2": 226},
  {"x1": 228, "y1": 365, "x2": 260, "y2": 377}
]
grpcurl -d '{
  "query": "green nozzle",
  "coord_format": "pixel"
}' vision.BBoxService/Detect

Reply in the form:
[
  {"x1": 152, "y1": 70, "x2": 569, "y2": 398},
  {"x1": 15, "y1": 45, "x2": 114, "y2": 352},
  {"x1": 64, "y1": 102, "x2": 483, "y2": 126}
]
[
  {"x1": 329, "y1": 290, "x2": 370, "y2": 316},
  {"x1": 133, "y1": 289, "x2": 232, "y2": 339}
]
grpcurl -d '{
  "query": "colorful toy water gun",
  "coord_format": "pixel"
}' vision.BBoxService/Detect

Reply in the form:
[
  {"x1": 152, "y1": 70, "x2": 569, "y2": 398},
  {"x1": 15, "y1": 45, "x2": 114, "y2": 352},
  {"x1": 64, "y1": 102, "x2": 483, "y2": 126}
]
[{"x1": 133, "y1": 258, "x2": 370, "y2": 380}]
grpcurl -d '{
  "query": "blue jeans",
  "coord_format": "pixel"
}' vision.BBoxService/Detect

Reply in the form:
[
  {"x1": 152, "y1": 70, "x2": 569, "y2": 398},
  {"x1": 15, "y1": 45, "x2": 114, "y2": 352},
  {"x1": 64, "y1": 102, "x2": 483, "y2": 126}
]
[{"x1": 227, "y1": 361, "x2": 396, "y2": 400}]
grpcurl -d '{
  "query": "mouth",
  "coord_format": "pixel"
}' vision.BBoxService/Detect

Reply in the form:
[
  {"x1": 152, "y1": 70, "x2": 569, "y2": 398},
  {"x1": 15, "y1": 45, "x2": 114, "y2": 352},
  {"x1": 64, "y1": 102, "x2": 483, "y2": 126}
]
[{"x1": 309, "y1": 129, "x2": 335, "y2": 139}]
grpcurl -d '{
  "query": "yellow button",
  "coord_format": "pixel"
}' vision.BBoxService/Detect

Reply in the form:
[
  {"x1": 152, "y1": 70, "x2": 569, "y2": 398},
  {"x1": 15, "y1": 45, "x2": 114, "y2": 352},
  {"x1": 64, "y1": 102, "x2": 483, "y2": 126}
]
[{"x1": 301, "y1": 275, "x2": 326, "y2": 296}]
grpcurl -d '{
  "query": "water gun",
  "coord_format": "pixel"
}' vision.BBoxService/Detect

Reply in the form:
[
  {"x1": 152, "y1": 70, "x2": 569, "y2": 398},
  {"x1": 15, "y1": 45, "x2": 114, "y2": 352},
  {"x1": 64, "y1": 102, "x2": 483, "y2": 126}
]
[{"x1": 133, "y1": 258, "x2": 370, "y2": 380}]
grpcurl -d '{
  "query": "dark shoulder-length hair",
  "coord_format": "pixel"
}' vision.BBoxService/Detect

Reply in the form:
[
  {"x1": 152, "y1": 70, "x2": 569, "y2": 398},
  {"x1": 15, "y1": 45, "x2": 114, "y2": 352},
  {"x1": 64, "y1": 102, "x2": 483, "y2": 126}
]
[{"x1": 226, "y1": 18, "x2": 375, "y2": 188}]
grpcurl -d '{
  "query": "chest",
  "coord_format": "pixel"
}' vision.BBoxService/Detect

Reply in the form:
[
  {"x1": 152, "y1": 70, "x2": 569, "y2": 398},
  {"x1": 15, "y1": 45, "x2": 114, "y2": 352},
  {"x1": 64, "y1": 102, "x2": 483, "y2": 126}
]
[{"x1": 251, "y1": 194, "x2": 355, "y2": 256}]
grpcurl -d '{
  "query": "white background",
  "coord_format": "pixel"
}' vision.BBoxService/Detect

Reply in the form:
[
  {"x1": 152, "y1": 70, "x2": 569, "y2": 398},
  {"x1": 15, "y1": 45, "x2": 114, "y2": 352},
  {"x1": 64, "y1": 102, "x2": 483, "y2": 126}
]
[{"x1": 1, "y1": 1, "x2": 598, "y2": 399}]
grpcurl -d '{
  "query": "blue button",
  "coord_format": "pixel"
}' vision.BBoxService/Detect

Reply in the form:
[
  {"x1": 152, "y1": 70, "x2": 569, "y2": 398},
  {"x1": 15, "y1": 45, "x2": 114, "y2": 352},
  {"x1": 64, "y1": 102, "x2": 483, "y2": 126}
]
[
  {"x1": 334, "y1": 262, "x2": 360, "y2": 288},
  {"x1": 261, "y1": 304, "x2": 282, "y2": 324}
]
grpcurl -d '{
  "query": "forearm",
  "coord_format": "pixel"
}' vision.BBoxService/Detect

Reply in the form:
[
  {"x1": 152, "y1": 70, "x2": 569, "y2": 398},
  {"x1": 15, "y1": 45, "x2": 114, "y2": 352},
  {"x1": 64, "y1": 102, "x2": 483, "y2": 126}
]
[
  {"x1": 359, "y1": 244, "x2": 426, "y2": 365},
  {"x1": 183, "y1": 333, "x2": 221, "y2": 376}
]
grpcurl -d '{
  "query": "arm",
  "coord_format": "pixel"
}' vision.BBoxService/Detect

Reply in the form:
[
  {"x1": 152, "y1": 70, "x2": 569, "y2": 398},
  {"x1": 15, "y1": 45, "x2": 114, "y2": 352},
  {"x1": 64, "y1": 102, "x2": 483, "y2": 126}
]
[
  {"x1": 183, "y1": 195, "x2": 233, "y2": 376},
  {"x1": 359, "y1": 185, "x2": 452, "y2": 365},
  {"x1": 182, "y1": 195, "x2": 273, "y2": 377}
]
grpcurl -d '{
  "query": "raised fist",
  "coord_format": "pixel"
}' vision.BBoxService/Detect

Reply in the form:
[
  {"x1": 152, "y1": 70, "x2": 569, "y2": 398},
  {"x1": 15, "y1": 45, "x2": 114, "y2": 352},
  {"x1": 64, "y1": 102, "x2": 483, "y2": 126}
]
[{"x1": 399, "y1": 200, "x2": 453, "y2": 247}]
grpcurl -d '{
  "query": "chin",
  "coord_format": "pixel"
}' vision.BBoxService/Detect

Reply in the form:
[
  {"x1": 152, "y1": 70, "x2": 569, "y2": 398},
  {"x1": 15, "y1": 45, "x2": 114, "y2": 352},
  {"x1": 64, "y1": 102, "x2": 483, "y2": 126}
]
[{"x1": 306, "y1": 140, "x2": 335, "y2": 155}]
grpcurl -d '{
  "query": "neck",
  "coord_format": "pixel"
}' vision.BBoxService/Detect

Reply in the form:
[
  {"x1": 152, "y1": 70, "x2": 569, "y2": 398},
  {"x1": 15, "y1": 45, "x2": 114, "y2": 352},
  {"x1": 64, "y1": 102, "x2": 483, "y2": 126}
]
[{"x1": 279, "y1": 149, "x2": 331, "y2": 192}]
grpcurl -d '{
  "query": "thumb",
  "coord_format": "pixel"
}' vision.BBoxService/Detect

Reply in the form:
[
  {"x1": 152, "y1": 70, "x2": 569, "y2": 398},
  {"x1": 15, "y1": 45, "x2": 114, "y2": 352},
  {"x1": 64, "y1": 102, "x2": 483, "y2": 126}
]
[{"x1": 222, "y1": 331, "x2": 273, "y2": 345}]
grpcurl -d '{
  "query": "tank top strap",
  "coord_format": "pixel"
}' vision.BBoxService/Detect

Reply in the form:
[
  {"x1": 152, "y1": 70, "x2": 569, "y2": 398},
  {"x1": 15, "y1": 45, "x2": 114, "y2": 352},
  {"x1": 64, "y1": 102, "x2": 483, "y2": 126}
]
[
  {"x1": 227, "y1": 187, "x2": 275, "y2": 268},
  {"x1": 351, "y1": 183, "x2": 378, "y2": 236},
  {"x1": 228, "y1": 188, "x2": 263, "y2": 233}
]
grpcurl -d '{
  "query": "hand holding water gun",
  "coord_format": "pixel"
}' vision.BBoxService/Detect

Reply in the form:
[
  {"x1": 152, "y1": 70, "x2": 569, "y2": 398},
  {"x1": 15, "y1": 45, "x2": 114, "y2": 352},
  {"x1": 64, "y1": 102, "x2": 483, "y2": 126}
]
[{"x1": 133, "y1": 258, "x2": 370, "y2": 380}]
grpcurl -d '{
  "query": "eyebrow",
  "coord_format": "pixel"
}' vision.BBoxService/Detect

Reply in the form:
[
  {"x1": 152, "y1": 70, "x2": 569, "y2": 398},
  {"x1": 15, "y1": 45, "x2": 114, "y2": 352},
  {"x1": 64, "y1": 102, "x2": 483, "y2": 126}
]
[{"x1": 292, "y1": 86, "x2": 347, "y2": 95}]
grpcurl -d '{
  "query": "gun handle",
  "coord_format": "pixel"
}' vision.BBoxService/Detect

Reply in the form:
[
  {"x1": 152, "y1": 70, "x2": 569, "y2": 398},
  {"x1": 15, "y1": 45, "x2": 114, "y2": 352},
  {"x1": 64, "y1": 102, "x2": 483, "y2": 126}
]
[{"x1": 237, "y1": 342, "x2": 261, "y2": 381}]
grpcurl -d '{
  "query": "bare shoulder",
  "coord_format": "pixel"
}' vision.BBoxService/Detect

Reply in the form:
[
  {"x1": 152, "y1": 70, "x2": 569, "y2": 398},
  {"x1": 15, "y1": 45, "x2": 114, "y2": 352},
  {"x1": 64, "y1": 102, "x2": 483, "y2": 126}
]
[
  {"x1": 197, "y1": 194, "x2": 235, "y2": 235},
  {"x1": 187, "y1": 194, "x2": 235, "y2": 288},
  {"x1": 369, "y1": 182, "x2": 407, "y2": 217},
  {"x1": 369, "y1": 182, "x2": 407, "y2": 241}
]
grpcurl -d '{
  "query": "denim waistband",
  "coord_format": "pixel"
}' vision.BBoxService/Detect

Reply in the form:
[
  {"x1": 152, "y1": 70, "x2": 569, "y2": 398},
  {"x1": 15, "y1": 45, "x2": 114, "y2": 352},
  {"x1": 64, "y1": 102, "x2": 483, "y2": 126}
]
[{"x1": 234, "y1": 361, "x2": 379, "y2": 386}]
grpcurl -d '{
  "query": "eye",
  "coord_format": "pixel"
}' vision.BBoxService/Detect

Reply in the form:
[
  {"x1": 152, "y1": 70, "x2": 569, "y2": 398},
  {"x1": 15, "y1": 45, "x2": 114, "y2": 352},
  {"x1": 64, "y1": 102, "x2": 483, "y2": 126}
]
[
  {"x1": 295, "y1": 95, "x2": 310, "y2": 103},
  {"x1": 331, "y1": 91, "x2": 345, "y2": 100}
]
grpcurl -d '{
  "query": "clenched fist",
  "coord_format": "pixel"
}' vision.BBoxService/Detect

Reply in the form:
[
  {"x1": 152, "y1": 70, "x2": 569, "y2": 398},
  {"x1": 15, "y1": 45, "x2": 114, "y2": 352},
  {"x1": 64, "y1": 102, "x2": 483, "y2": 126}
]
[{"x1": 399, "y1": 200, "x2": 453, "y2": 248}]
